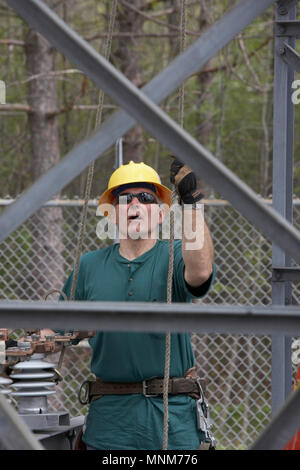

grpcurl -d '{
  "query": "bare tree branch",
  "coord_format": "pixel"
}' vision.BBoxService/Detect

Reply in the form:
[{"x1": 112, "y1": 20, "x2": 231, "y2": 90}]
[
  {"x1": 237, "y1": 34, "x2": 263, "y2": 91},
  {"x1": 0, "y1": 39, "x2": 25, "y2": 46},
  {"x1": 7, "y1": 69, "x2": 84, "y2": 88},
  {"x1": 85, "y1": 32, "x2": 184, "y2": 40},
  {"x1": 0, "y1": 104, "x2": 117, "y2": 114}
]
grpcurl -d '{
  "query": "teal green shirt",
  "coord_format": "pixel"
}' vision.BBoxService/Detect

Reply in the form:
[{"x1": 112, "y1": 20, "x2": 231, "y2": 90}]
[{"x1": 62, "y1": 240, "x2": 215, "y2": 450}]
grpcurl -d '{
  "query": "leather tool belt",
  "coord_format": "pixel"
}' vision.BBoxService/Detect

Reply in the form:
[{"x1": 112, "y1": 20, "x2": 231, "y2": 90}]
[{"x1": 78, "y1": 369, "x2": 205, "y2": 405}]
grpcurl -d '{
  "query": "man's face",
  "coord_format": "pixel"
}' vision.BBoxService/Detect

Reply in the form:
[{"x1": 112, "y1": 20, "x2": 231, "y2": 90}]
[{"x1": 114, "y1": 186, "x2": 163, "y2": 240}]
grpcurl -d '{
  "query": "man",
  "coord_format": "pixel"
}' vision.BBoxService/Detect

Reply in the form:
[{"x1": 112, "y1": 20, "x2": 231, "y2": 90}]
[{"x1": 48, "y1": 158, "x2": 215, "y2": 450}]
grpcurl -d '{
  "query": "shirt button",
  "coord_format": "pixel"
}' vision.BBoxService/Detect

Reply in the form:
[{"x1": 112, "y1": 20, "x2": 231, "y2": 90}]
[
  {"x1": 127, "y1": 264, "x2": 131, "y2": 268},
  {"x1": 128, "y1": 291, "x2": 133, "y2": 296},
  {"x1": 129, "y1": 277, "x2": 133, "y2": 282}
]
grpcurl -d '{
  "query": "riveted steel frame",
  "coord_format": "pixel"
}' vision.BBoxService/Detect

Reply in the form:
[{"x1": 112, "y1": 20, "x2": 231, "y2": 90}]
[
  {"x1": 0, "y1": 300, "x2": 300, "y2": 335},
  {"x1": 271, "y1": 2, "x2": 299, "y2": 415},
  {"x1": 250, "y1": 383, "x2": 300, "y2": 450},
  {"x1": 275, "y1": 20, "x2": 300, "y2": 37},
  {"x1": 1, "y1": 0, "x2": 300, "y2": 450},
  {"x1": 272, "y1": 267, "x2": 300, "y2": 282},
  {"x1": 4, "y1": 0, "x2": 300, "y2": 266}
]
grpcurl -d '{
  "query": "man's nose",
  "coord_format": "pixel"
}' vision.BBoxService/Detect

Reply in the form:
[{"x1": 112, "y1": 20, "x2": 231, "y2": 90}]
[{"x1": 129, "y1": 196, "x2": 140, "y2": 205}]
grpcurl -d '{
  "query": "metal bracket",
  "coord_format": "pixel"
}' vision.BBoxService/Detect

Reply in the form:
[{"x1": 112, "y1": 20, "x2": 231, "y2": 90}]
[
  {"x1": 276, "y1": 0, "x2": 299, "y2": 16},
  {"x1": 20, "y1": 411, "x2": 70, "y2": 430},
  {"x1": 277, "y1": 42, "x2": 300, "y2": 73},
  {"x1": 272, "y1": 266, "x2": 300, "y2": 282},
  {"x1": 275, "y1": 20, "x2": 300, "y2": 37}
]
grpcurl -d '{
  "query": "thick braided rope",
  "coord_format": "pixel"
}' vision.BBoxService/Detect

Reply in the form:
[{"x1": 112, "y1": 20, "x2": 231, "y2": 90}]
[
  {"x1": 56, "y1": 1, "x2": 118, "y2": 370},
  {"x1": 162, "y1": 0, "x2": 186, "y2": 451},
  {"x1": 162, "y1": 189, "x2": 176, "y2": 450},
  {"x1": 178, "y1": 0, "x2": 186, "y2": 129},
  {"x1": 70, "y1": 0, "x2": 118, "y2": 302},
  {"x1": 42, "y1": 289, "x2": 68, "y2": 370}
]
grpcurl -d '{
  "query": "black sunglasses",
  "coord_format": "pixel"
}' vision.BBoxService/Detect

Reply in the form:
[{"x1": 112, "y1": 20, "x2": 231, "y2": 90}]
[{"x1": 116, "y1": 192, "x2": 158, "y2": 205}]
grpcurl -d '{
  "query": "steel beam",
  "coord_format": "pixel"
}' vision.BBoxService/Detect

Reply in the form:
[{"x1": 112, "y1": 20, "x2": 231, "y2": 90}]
[
  {"x1": 0, "y1": 394, "x2": 44, "y2": 450},
  {"x1": 276, "y1": 0, "x2": 299, "y2": 15},
  {"x1": 0, "y1": 301, "x2": 300, "y2": 336},
  {"x1": 272, "y1": 267, "x2": 300, "y2": 282},
  {"x1": 3, "y1": 197, "x2": 300, "y2": 208},
  {"x1": 35, "y1": 416, "x2": 84, "y2": 450},
  {"x1": 250, "y1": 384, "x2": 300, "y2": 450},
  {"x1": 275, "y1": 20, "x2": 300, "y2": 38},
  {"x1": 5, "y1": 1, "x2": 300, "y2": 272},
  {"x1": 278, "y1": 42, "x2": 300, "y2": 73},
  {"x1": 271, "y1": 2, "x2": 296, "y2": 414}
]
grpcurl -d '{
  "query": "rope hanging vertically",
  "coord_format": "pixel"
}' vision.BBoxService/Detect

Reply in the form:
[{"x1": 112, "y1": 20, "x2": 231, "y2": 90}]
[
  {"x1": 162, "y1": 0, "x2": 186, "y2": 451},
  {"x1": 70, "y1": 0, "x2": 118, "y2": 302},
  {"x1": 56, "y1": 0, "x2": 118, "y2": 369}
]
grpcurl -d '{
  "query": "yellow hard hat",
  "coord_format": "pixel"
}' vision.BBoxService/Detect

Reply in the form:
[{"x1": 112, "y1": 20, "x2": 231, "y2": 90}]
[{"x1": 98, "y1": 161, "x2": 172, "y2": 207}]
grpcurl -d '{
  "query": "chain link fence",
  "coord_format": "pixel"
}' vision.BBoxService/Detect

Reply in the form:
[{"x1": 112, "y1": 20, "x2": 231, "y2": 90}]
[{"x1": 1, "y1": 198, "x2": 300, "y2": 450}]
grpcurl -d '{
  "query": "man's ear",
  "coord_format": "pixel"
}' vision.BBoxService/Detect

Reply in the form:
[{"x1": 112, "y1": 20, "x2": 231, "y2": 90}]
[{"x1": 97, "y1": 203, "x2": 116, "y2": 221}]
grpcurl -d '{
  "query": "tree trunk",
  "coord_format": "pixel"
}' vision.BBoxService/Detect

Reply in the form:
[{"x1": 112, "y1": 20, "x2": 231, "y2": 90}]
[
  {"x1": 167, "y1": 0, "x2": 180, "y2": 57},
  {"x1": 114, "y1": 0, "x2": 147, "y2": 163},
  {"x1": 197, "y1": 0, "x2": 216, "y2": 197},
  {"x1": 25, "y1": 0, "x2": 64, "y2": 300}
]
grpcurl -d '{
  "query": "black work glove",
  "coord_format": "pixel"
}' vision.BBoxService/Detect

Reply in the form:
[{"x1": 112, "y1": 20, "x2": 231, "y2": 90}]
[{"x1": 170, "y1": 157, "x2": 203, "y2": 204}]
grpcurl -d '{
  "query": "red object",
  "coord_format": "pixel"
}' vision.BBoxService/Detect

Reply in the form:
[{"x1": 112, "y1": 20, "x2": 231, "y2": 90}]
[{"x1": 284, "y1": 365, "x2": 300, "y2": 450}]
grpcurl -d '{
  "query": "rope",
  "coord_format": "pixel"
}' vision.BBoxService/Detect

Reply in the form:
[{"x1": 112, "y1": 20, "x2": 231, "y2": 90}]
[
  {"x1": 55, "y1": 0, "x2": 118, "y2": 370},
  {"x1": 162, "y1": 0, "x2": 186, "y2": 451},
  {"x1": 162, "y1": 190, "x2": 176, "y2": 450},
  {"x1": 178, "y1": 0, "x2": 186, "y2": 129},
  {"x1": 42, "y1": 289, "x2": 68, "y2": 371},
  {"x1": 43, "y1": 289, "x2": 68, "y2": 302},
  {"x1": 70, "y1": 0, "x2": 118, "y2": 302}
]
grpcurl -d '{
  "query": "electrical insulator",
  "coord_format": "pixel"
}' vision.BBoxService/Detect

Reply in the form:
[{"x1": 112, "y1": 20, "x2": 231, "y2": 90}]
[{"x1": 10, "y1": 353, "x2": 56, "y2": 415}]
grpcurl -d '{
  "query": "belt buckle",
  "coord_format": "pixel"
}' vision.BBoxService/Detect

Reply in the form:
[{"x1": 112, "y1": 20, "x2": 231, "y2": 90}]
[{"x1": 142, "y1": 378, "x2": 159, "y2": 397}]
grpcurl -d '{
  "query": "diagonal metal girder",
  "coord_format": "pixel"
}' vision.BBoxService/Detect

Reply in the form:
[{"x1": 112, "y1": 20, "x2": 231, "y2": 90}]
[
  {"x1": 4, "y1": 0, "x2": 300, "y2": 267},
  {"x1": 250, "y1": 384, "x2": 300, "y2": 450},
  {"x1": 0, "y1": 0, "x2": 276, "y2": 238},
  {"x1": 279, "y1": 42, "x2": 300, "y2": 73},
  {"x1": 0, "y1": 394, "x2": 44, "y2": 450}
]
